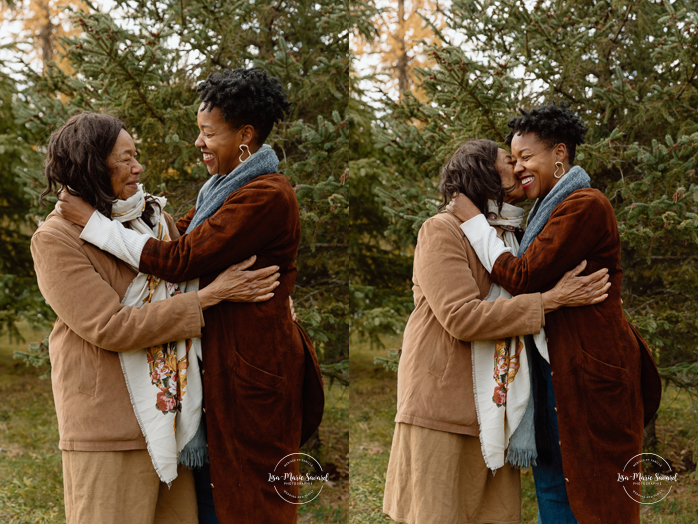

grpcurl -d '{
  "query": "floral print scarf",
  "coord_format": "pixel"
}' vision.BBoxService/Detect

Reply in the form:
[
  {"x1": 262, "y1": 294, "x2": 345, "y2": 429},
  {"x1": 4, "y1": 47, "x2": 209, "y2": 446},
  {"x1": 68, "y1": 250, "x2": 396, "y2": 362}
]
[
  {"x1": 471, "y1": 201, "x2": 541, "y2": 471},
  {"x1": 111, "y1": 185, "x2": 203, "y2": 485}
]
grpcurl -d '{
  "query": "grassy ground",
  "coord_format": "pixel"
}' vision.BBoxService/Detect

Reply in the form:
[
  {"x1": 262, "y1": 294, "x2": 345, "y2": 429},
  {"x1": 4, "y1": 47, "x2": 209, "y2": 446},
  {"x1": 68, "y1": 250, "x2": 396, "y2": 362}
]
[
  {"x1": 0, "y1": 328, "x2": 63, "y2": 524},
  {"x1": 350, "y1": 334, "x2": 698, "y2": 523},
  {"x1": 298, "y1": 381, "x2": 349, "y2": 523},
  {"x1": 0, "y1": 327, "x2": 348, "y2": 523}
]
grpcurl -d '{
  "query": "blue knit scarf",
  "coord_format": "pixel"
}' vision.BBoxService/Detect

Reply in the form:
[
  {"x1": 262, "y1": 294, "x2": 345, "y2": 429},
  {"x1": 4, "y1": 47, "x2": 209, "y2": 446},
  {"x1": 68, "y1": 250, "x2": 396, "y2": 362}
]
[
  {"x1": 186, "y1": 144, "x2": 280, "y2": 234},
  {"x1": 178, "y1": 144, "x2": 280, "y2": 468}
]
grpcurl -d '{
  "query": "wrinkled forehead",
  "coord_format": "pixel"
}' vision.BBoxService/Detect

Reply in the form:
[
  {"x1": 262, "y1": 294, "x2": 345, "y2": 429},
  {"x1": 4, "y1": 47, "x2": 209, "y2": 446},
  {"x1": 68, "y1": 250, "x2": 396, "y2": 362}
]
[{"x1": 110, "y1": 129, "x2": 135, "y2": 156}]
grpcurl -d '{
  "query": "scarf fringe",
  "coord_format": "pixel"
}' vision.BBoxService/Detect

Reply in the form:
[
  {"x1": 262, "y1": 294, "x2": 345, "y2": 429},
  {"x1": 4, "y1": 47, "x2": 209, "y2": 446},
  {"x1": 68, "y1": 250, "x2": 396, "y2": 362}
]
[
  {"x1": 506, "y1": 447, "x2": 538, "y2": 469},
  {"x1": 178, "y1": 423, "x2": 209, "y2": 469},
  {"x1": 471, "y1": 344, "x2": 497, "y2": 472}
]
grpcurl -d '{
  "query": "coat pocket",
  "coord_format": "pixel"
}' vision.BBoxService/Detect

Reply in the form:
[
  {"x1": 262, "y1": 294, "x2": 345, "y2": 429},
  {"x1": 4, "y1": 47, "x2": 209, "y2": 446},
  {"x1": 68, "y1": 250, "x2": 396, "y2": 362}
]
[
  {"x1": 580, "y1": 350, "x2": 634, "y2": 441},
  {"x1": 232, "y1": 350, "x2": 286, "y2": 391},
  {"x1": 427, "y1": 330, "x2": 455, "y2": 380},
  {"x1": 580, "y1": 349, "x2": 629, "y2": 383},
  {"x1": 78, "y1": 341, "x2": 100, "y2": 397},
  {"x1": 231, "y1": 353, "x2": 289, "y2": 450}
]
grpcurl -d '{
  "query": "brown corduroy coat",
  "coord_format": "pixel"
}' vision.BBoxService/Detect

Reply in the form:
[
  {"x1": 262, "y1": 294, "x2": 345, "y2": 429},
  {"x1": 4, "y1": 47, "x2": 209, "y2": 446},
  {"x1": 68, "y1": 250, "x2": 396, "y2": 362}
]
[
  {"x1": 490, "y1": 188, "x2": 662, "y2": 524},
  {"x1": 138, "y1": 173, "x2": 323, "y2": 524}
]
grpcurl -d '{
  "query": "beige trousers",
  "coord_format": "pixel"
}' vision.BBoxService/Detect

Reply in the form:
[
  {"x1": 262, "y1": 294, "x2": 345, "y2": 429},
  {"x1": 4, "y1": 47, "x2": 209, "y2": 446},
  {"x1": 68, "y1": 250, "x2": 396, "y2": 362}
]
[{"x1": 62, "y1": 450, "x2": 198, "y2": 524}]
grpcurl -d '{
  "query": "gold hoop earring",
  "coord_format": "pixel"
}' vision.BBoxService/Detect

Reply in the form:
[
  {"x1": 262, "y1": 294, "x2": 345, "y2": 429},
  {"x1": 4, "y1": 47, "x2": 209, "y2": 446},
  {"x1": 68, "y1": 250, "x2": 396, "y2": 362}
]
[
  {"x1": 239, "y1": 144, "x2": 251, "y2": 163},
  {"x1": 553, "y1": 161, "x2": 566, "y2": 179}
]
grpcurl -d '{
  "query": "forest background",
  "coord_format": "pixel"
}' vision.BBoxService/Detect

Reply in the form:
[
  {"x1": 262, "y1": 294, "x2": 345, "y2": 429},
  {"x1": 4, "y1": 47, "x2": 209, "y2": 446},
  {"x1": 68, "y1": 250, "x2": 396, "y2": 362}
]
[
  {"x1": 1, "y1": 0, "x2": 698, "y2": 521},
  {"x1": 350, "y1": 0, "x2": 698, "y2": 521},
  {"x1": 0, "y1": 0, "x2": 363, "y2": 521}
]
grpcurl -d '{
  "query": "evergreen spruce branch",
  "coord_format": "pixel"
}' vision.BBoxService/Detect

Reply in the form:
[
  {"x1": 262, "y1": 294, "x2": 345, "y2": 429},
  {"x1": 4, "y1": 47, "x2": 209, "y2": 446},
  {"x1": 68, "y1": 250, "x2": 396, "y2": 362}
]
[
  {"x1": 374, "y1": 349, "x2": 400, "y2": 373},
  {"x1": 675, "y1": 62, "x2": 698, "y2": 100},
  {"x1": 77, "y1": 16, "x2": 166, "y2": 125},
  {"x1": 658, "y1": 362, "x2": 698, "y2": 390},
  {"x1": 416, "y1": 12, "x2": 449, "y2": 47},
  {"x1": 610, "y1": 3, "x2": 633, "y2": 45},
  {"x1": 319, "y1": 359, "x2": 349, "y2": 387},
  {"x1": 428, "y1": 49, "x2": 505, "y2": 141}
]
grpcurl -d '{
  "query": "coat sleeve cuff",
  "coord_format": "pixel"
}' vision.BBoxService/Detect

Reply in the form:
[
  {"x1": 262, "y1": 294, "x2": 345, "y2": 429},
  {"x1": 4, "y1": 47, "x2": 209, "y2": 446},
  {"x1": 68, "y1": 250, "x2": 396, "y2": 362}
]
[
  {"x1": 183, "y1": 291, "x2": 204, "y2": 337},
  {"x1": 459, "y1": 214, "x2": 512, "y2": 273}
]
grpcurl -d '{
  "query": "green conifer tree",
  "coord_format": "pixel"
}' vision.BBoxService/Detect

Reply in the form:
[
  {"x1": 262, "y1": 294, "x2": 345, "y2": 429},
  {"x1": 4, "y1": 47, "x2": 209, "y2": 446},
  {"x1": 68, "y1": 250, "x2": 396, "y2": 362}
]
[
  {"x1": 0, "y1": 64, "x2": 54, "y2": 341},
  {"x1": 360, "y1": 0, "x2": 698, "y2": 395},
  {"x1": 14, "y1": 0, "x2": 354, "y2": 383}
]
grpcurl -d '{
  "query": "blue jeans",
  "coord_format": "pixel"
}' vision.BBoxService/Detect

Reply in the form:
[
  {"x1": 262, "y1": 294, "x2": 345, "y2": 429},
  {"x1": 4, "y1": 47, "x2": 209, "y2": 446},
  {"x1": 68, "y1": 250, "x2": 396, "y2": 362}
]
[
  {"x1": 192, "y1": 463, "x2": 219, "y2": 524},
  {"x1": 532, "y1": 360, "x2": 579, "y2": 524}
]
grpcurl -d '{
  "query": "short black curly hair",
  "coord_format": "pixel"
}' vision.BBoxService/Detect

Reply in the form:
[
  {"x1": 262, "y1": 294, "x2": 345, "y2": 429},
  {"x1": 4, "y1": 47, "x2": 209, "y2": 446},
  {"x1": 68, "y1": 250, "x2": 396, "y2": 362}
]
[
  {"x1": 196, "y1": 67, "x2": 291, "y2": 144},
  {"x1": 504, "y1": 102, "x2": 587, "y2": 164}
]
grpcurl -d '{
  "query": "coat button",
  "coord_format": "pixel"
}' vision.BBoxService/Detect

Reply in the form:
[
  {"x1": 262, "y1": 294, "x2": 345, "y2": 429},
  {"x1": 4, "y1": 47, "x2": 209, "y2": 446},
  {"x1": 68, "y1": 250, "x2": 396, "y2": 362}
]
[
  {"x1": 545, "y1": 338, "x2": 549, "y2": 342},
  {"x1": 211, "y1": 483, "x2": 214, "y2": 488},
  {"x1": 202, "y1": 369, "x2": 206, "y2": 374},
  {"x1": 558, "y1": 440, "x2": 562, "y2": 447},
  {"x1": 565, "y1": 478, "x2": 569, "y2": 483},
  {"x1": 550, "y1": 371, "x2": 554, "y2": 376},
  {"x1": 203, "y1": 408, "x2": 206, "y2": 413},
  {"x1": 554, "y1": 407, "x2": 558, "y2": 412}
]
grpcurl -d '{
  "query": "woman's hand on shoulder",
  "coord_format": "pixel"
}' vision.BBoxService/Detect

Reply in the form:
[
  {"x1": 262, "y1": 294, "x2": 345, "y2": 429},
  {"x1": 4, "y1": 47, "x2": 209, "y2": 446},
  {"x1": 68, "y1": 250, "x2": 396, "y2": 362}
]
[
  {"x1": 55, "y1": 189, "x2": 95, "y2": 227},
  {"x1": 197, "y1": 255, "x2": 280, "y2": 310},
  {"x1": 447, "y1": 193, "x2": 481, "y2": 223},
  {"x1": 542, "y1": 260, "x2": 610, "y2": 313}
]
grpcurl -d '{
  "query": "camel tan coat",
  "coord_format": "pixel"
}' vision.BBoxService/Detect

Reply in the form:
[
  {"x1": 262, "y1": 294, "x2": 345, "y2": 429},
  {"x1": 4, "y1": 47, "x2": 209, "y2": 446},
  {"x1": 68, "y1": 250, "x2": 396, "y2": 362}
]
[
  {"x1": 31, "y1": 212, "x2": 204, "y2": 451},
  {"x1": 395, "y1": 211, "x2": 546, "y2": 435}
]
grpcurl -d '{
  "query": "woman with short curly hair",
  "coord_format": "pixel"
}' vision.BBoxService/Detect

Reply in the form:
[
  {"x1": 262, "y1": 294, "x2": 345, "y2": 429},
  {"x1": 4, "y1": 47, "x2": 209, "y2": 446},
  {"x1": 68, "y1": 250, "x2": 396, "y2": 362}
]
[
  {"x1": 57, "y1": 68, "x2": 324, "y2": 524},
  {"x1": 450, "y1": 103, "x2": 661, "y2": 524}
]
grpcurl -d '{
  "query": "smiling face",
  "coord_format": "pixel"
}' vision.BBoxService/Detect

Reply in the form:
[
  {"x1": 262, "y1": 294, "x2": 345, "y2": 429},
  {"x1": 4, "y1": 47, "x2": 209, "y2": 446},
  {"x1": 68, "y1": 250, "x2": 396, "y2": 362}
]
[
  {"x1": 510, "y1": 132, "x2": 569, "y2": 200},
  {"x1": 494, "y1": 148, "x2": 526, "y2": 205},
  {"x1": 107, "y1": 129, "x2": 142, "y2": 200},
  {"x1": 195, "y1": 103, "x2": 258, "y2": 176}
]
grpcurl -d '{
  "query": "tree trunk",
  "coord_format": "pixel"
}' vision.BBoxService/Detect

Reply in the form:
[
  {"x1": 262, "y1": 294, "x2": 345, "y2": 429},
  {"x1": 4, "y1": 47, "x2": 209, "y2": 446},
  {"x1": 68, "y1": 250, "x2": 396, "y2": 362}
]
[
  {"x1": 642, "y1": 413, "x2": 657, "y2": 450},
  {"x1": 396, "y1": 0, "x2": 409, "y2": 96},
  {"x1": 39, "y1": 0, "x2": 54, "y2": 68}
]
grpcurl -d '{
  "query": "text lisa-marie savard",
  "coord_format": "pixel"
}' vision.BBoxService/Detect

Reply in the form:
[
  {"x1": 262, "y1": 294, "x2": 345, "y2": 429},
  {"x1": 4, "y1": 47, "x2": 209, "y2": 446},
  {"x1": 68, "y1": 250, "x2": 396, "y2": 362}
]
[
  {"x1": 269, "y1": 473, "x2": 330, "y2": 482},
  {"x1": 617, "y1": 473, "x2": 678, "y2": 482}
]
